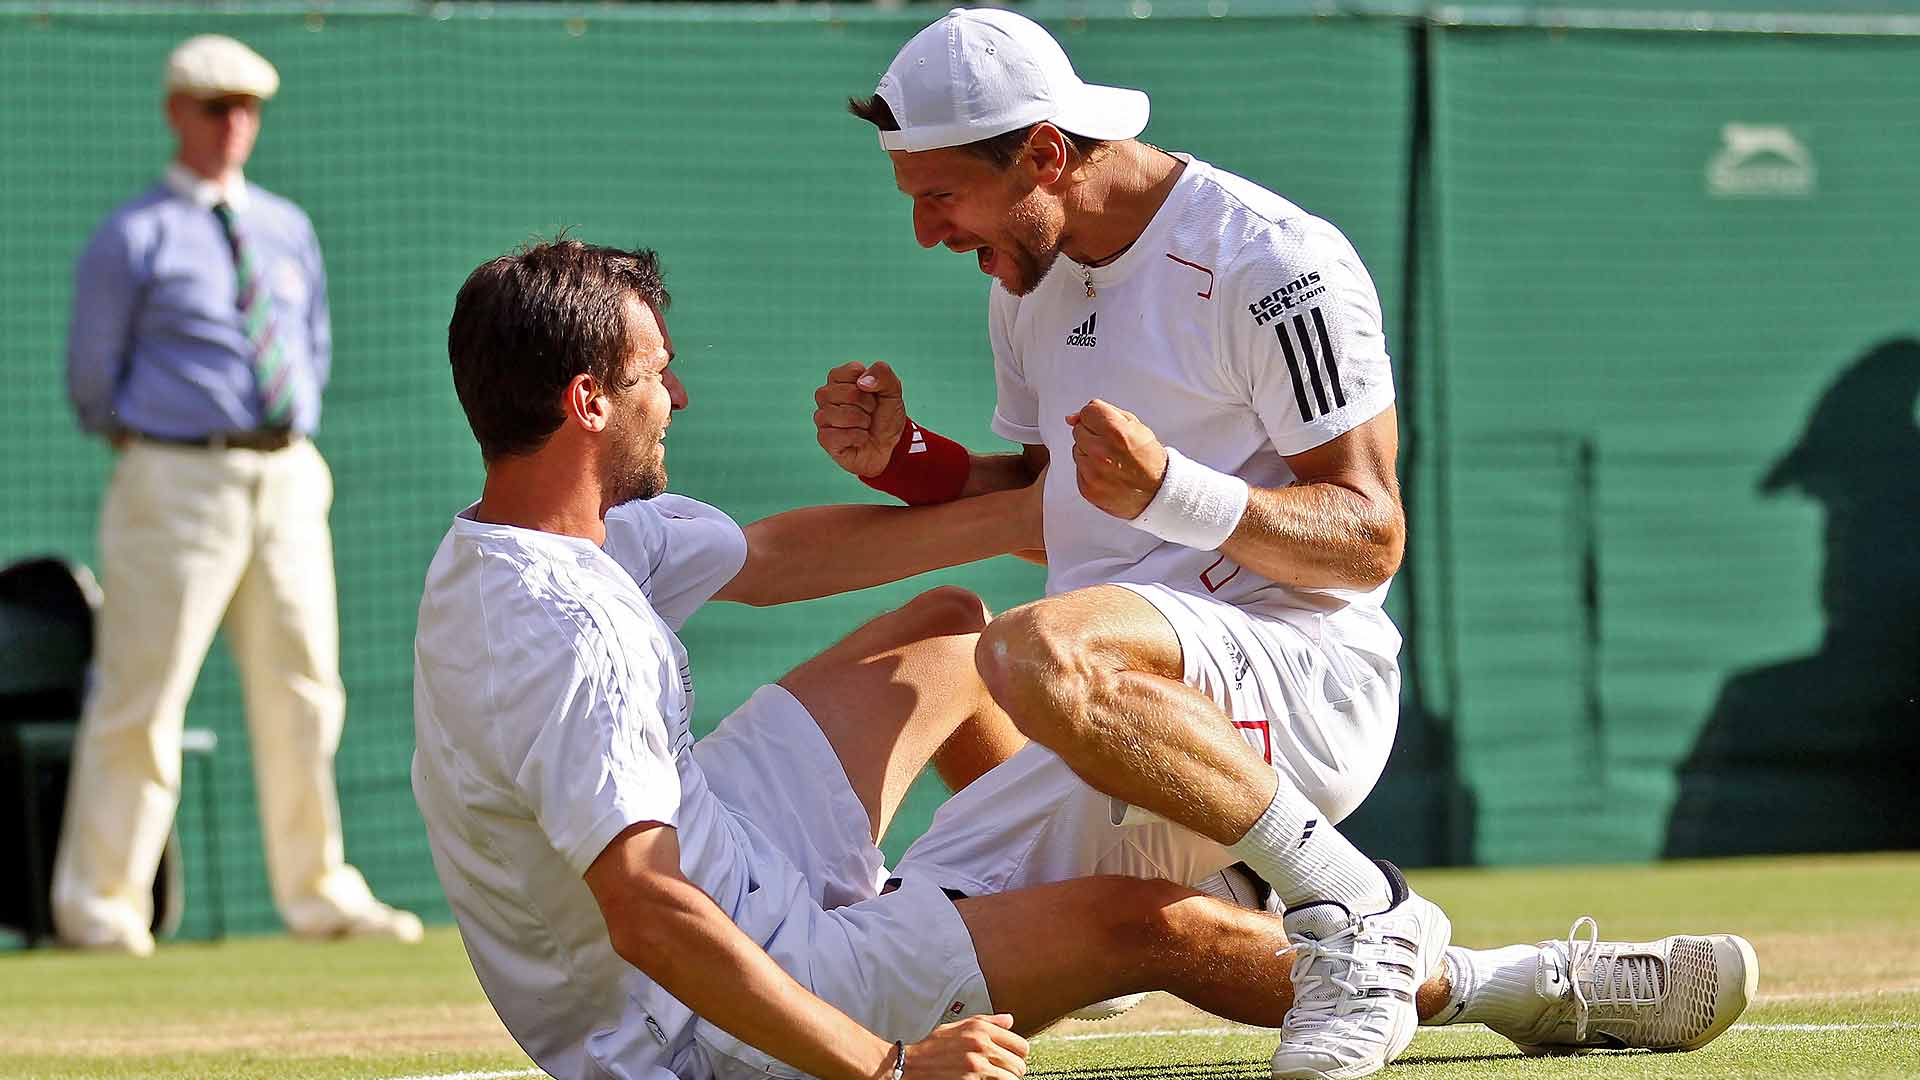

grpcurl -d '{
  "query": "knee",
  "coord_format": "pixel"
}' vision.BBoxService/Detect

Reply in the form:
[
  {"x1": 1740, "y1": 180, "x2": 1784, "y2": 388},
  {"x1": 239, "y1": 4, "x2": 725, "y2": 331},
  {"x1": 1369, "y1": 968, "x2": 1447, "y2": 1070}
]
[
  {"x1": 974, "y1": 603, "x2": 1051, "y2": 705},
  {"x1": 1090, "y1": 876, "x2": 1199, "y2": 958},
  {"x1": 975, "y1": 603, "x2": 1109, "y2": 741},
  {"x1": 897, "y1": 585, "x2": 991, "y2": 638}
]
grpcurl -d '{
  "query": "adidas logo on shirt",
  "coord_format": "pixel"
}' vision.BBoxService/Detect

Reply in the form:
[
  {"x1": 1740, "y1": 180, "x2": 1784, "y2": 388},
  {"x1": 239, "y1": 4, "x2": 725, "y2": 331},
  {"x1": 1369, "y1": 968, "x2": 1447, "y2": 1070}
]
[{"x1": 1065, "y1": 312, "x2": 1098, "y2": 348}]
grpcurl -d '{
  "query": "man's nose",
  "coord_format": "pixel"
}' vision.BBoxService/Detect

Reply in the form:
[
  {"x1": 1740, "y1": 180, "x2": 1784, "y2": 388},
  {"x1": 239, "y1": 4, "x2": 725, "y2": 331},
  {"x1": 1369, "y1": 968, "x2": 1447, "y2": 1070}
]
[{"x1": 912, "y1": 202, "x2": 951, "y2": 250}]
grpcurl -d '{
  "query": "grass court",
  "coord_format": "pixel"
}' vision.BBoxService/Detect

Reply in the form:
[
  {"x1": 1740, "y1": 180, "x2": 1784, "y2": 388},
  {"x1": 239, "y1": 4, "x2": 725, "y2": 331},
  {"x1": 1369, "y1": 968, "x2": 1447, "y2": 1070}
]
[{"x1": 3, "y1": 853, "x2": 1914, "y2": 1080}]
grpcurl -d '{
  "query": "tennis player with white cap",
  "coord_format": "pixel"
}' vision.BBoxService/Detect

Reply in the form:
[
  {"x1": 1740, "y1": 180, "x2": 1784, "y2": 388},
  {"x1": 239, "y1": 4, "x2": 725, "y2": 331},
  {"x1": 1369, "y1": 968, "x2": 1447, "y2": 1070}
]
[{"x1": 820, "y1": 9, "x2": 1757, "y2": 1078}]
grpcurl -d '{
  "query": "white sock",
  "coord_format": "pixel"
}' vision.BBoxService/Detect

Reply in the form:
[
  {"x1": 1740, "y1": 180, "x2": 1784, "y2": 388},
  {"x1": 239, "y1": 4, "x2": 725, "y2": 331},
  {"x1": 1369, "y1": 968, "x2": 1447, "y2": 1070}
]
[
  {"x1": 1424, "y1": 944, "x2": 1550, "y2": 1028},
  {"x1": 1227, "y1": 782, "x2": 1388, "y2": 912}
]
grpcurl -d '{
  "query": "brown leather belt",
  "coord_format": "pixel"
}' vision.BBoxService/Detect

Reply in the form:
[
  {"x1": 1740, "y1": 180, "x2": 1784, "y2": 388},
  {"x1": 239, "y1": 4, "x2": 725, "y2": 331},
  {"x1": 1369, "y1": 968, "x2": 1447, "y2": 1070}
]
[{"x1": 138, "y1": 429, "x2": 299, "y2": 452}]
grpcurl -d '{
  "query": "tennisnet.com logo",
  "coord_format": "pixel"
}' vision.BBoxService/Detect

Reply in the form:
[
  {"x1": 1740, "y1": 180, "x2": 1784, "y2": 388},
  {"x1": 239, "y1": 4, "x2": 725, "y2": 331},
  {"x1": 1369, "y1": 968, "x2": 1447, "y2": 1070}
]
[{"x1": 1707, "y1": 124, "x2": 1816, "y2": 198}]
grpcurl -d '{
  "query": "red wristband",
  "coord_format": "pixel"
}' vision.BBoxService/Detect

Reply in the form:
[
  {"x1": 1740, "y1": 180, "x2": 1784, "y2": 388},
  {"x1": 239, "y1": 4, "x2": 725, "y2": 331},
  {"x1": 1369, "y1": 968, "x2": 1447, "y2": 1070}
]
[{"x1": 860, "y1": 418, "x2": 970, "y2": 505}]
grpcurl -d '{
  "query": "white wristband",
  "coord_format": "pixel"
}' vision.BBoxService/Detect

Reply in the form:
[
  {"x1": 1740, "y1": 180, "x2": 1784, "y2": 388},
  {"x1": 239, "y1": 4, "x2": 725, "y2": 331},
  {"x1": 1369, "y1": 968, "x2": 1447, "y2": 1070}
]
[{"x1": 1127, "y1": 447, "x2": 1249, "y2": 552}]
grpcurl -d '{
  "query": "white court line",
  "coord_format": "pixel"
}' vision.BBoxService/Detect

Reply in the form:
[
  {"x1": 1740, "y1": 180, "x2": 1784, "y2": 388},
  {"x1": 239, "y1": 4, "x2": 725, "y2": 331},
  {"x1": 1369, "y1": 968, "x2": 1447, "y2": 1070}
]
[
  {"x1": 1761, "y1": 986, "x2": 1920, "y2": 1003},
  {"x1": 381, "y1": 1019, "x2": 1920, "y2": 1078},
  {"x1": 1044, "y1": 1025, "x2": 1255, "y2": 1043},
  {"x1": 1731, "y1": 1022, "x2": 1920, "y2": 1033},
  {"x1": 1039, "y1": 1020, "x2": 1919, "y2": 1045},
  {"x1": 384, "y1": 1060, "x2": 549, "y2": 1068}
]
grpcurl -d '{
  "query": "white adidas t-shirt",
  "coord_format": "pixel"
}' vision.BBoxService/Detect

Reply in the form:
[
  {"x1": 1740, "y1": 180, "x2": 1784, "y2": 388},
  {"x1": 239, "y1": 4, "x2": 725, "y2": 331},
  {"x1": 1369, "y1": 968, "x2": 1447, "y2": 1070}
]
[
  {"x1": 990, "y1": 155, "x2": 1400, "y2": 660},
  {"x1": 412, "y1": 494, "x2": 803, "y2": 1080}
]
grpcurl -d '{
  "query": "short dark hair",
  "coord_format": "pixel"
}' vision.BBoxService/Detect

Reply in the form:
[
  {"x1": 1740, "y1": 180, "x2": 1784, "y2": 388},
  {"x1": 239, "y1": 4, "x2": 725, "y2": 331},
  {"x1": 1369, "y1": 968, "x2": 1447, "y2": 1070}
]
[
  {"x1": 847, "y1": 94, "x2": 1108, "y2": 170},
  {"x1": 447, "y1": 239, "x2": 669, "y2": 461}
]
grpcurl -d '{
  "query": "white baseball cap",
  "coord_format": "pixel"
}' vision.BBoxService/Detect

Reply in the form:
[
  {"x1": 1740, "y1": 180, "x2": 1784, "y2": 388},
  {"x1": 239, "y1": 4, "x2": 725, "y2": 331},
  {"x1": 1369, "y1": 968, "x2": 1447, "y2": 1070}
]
[
  {"x1": 873, "y1": 8, "x2": 1149, "y2": 153},
  {"x1": 164, "y1": 34, "x2": 279, "y2": 101}
]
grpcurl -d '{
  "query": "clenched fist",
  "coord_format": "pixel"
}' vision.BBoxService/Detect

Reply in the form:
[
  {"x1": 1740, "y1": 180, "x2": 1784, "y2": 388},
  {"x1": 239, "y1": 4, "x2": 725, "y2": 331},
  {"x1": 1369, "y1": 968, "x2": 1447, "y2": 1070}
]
[
  {"x1": 814, "y1": 361, "x2": 908, "y2": 479},
  {"x1": 1067, "y1": 400, "x2": 1168, "y2": 521}
]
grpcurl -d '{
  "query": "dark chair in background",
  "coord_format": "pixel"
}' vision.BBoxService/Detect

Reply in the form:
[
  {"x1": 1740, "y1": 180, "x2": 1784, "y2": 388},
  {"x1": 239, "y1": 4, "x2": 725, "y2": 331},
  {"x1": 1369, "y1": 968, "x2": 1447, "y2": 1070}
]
[{"x1": 0, "y1": 556, "x2": 223, "y2": 946}]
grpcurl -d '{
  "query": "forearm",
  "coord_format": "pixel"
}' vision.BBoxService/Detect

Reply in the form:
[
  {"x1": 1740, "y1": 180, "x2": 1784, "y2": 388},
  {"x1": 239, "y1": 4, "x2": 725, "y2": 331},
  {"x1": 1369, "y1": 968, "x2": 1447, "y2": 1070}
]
[
  {"x1": 725, "y1": 486, "x2": 1038, "y2": 606},
  {"x1": 618, "y1": 878, "x2": 893, "y2": 1080},
  {"x1": 961, "y1": 450, "x2": 1039, "y2": 497},
  {"x1": 1218, "y1": 481, "x2": 1404, "y2": 590}
]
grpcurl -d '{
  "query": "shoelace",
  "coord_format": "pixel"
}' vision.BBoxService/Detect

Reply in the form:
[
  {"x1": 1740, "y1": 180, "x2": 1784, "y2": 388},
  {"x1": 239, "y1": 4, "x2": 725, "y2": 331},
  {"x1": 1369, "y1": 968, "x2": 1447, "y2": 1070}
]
[
  {"x1": 1283, "y1": 923, "x2": 1404, "y2": 1044},
  {"x1": 1565, "y1": 915, "x2": 1601, "y2": 1040},
  {"x1": 1284, "y1": 929, "x2": 1361, "y2": 1034},
  {"x1": 1564, "y1": 915, "x2": 1665, "y2": 1041}
]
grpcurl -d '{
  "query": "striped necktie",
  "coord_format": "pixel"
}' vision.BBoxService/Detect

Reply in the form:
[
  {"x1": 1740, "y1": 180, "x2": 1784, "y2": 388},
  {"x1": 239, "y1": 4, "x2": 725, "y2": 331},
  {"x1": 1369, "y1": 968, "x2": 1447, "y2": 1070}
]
[{"x1": 211, "y1": 201, "x2": 293, "y2": 426}]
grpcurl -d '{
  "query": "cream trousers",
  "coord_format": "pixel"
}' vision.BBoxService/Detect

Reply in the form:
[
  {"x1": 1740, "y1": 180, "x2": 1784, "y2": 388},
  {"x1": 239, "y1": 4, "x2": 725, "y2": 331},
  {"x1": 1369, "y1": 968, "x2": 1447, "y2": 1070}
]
[{"x1": 52, "y1": 438, "x2": 377, "y2": 946}]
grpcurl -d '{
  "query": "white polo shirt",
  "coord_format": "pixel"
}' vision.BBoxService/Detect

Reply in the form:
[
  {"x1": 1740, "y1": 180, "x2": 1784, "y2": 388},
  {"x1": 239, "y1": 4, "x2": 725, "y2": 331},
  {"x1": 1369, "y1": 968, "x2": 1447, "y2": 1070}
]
[
  {"x1": 412, "y1": 494, "x2": 793, "y2": 1080},
  {"x1": 990, "y1": 155, "x2": 1401, "y2": 660}
]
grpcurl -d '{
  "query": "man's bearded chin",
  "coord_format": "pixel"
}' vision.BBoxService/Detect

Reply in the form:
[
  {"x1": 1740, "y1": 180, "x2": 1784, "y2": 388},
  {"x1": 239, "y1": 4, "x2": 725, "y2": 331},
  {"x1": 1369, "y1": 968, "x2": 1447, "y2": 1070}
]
[
  {"x1": 1002, "y1": 204, "x2": 1066, "y2": 297},
  {"x1": 1011, "y1": 244, "x2": 1064, "y2": 297},
  {"x1": 606, "y1": 444, "x2": 667, "y2": 505}
]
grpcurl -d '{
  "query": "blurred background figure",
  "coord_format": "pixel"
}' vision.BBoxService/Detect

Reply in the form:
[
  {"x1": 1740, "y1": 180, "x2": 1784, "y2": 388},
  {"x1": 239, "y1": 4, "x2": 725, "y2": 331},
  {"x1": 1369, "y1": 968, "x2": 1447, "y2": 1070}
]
[{"x1": 54, "y1": 33, "x2": 420, "y2": 955}]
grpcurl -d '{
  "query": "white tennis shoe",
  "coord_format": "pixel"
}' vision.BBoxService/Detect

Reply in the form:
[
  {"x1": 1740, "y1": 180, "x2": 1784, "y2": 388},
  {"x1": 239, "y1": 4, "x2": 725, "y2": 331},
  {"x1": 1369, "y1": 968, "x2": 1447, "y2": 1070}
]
[
  {"x1": 1491, "y1": 916, "x2": 1758, "y2": 1054},
  {"x1": 1271, "y1": 861, "x2": 1451, "y2": 1080},
  {"x1": 296, "y1": 901, "x2": 425, "y2": 945}
]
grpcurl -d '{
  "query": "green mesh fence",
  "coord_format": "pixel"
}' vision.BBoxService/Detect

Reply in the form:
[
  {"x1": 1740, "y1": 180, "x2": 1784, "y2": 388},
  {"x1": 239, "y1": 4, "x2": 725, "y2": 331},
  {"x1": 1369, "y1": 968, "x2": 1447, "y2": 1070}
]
[{"x1": 0, "y1": 4, "x2": 1416, "y2": 937}]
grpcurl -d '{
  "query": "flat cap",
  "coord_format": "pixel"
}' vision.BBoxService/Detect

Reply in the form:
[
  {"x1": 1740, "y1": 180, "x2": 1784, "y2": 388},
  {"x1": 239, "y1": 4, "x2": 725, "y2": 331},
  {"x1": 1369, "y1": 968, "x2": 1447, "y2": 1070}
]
[{"x1": 164, "y1": 34, "x2": 279, "y2": 100}]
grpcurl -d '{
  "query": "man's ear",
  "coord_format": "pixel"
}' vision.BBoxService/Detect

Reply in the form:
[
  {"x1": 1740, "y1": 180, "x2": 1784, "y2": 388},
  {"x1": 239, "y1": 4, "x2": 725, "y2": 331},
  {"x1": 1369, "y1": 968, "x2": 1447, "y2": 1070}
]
[
  {"x1": 566, "y1": 373, "x2": 611, "y2": 433},
  {"x1": 1024, "y1": 123, "x2": 1071, "y2": 187}
]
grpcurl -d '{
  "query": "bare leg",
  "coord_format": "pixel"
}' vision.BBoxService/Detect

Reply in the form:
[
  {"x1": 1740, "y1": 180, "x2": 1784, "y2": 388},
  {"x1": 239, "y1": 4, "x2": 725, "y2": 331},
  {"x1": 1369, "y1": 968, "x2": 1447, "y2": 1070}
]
[
  {"x1": 975, "y1": 586, "x2": 1275, "y2": 846},
  {"x1": 957, "y1": 877, "x2": 1453, "y2": 1035},
  {"x1": 778, "y1": 586, "x2": 1012, "y2": 842},
  {"x1": 930, "y1": 711, "x2": 1027, "y2": 794},
  {"x1": 977, "y1": 583, "x2": 1402, "y2": 919},
  {"x1": 975, "y1": 581, "x2": 1445, "y2": 1080}
]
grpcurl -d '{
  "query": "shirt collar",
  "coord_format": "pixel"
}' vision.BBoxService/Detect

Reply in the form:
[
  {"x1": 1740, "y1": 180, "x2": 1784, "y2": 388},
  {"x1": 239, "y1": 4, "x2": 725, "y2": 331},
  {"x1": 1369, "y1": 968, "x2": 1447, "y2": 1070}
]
[{"x1": 165, "y1": 163, "x2": 250, "y2": 212}]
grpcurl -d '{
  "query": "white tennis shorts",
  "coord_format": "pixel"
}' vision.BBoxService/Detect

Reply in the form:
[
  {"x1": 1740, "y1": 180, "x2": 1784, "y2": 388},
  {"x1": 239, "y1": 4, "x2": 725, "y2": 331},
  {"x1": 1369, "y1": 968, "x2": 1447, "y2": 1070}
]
[
  {"x1": 693, "y1": 685, "x2": 993, "y2": 1080},
  {"x1": 896, "y1": 582, "x2": 1398, "y2": 898},
  {"x1": 1113, "y1": 581, "x2": 1400, "y2": 825}
]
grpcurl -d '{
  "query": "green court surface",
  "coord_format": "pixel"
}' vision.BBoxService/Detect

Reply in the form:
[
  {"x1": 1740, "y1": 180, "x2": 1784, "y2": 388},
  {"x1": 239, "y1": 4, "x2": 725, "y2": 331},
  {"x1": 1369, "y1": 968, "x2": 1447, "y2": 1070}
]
[{"x1": 2, "y1": 853, "x2": 1915, "y2": 1080}]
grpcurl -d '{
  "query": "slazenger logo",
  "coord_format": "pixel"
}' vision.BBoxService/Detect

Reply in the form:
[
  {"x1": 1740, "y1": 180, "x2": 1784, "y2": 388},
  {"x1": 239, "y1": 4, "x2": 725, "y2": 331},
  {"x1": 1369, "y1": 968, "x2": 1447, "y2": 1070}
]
[
  {"x1": 1248, "y1": 271, "x2": 1323, "y2": 327},
  {"x1": 1708, "y1": 124, "x2": 1815, "y2": 198}
]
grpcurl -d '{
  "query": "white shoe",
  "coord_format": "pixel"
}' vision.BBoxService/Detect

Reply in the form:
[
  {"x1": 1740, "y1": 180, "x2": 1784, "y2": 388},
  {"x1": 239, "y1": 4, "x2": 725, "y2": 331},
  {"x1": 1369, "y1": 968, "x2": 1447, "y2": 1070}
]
[
  {"x1": 298, "y1": 902, "x2": 425, "y2": 944},
  {"x1": 1066, "y1": 864, "x2": 1274, "y2": 1022},
  {"x1": 58, "y1": 928, "x2": 156, "y2": 957},
  {"x1": 1271, "y1": 861, "x2": 1452, "y2": 1080},
  {"x1": 1492, "y1": 916, "x2": 1758, "y2": 1054}
]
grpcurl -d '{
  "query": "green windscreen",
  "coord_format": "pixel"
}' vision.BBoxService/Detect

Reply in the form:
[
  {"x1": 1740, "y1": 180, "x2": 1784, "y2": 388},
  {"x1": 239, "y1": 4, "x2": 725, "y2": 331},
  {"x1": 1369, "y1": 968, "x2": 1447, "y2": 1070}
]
[{"x1": 1423, "y1": 27, "x2": 1920, "y2": 863}]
